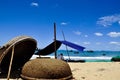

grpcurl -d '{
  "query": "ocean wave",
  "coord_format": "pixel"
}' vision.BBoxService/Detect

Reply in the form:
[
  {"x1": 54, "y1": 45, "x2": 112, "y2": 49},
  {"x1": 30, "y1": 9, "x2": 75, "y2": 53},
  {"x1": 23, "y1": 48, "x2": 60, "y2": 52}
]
[{"x1": 31, "y1": 55, "x2": 112, "y2": 60}]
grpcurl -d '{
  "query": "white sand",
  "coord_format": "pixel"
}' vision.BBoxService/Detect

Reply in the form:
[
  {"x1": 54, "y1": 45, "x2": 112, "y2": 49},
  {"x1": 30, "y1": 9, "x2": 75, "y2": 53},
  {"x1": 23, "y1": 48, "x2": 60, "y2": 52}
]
[
  {"x1": 68, "y1": 62, "x2": 120, "y2": 80},
  {"x1": 1, "y1": 62, "x2": 120, "y2": 80}
]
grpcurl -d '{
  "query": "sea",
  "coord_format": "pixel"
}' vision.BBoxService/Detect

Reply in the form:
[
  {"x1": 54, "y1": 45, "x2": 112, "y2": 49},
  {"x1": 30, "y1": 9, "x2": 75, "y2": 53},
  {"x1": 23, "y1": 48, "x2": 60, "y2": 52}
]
[{"x1": 31, "y1": 50, "x2": 120, "y2": 62}]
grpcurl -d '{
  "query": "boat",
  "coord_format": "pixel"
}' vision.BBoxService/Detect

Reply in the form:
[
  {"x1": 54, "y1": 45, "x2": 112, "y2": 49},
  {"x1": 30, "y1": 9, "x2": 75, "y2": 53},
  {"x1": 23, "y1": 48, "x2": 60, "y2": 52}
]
[
  {"x1": 74, "y1": 51, "x2": 79, "y2": 54},
  {"x1": 111, "y1": 56, "x2": 120, "y2": 62},
  {"x1": 0, "y1": 36, "x2": 37, "y2": 73},
  {"x1": 0, "y1": 36, "x2": 37, "y2": 78},
  {"x1": 65, "y1": 59, "x2": 85, "y2": 62},
  {"x1": 86, "y1": 50, "x2": 94, "y2": 53}
]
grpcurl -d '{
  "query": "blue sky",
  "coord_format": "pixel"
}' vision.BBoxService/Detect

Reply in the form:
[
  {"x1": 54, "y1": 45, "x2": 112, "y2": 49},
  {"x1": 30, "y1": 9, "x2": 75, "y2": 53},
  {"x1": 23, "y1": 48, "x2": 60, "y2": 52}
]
[{"x1": 0, "y1": 0, "x2": 120, "y2": 51}]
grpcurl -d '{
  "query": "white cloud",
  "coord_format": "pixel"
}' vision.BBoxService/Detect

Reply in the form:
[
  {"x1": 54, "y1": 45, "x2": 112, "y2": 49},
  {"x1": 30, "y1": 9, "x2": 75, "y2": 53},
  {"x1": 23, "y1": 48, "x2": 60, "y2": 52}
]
[
  {"x1": 94, "y1": 32, "x2": 103, "y2": 36},
  {"x1": 84, "y1": 35, "x2": 88, "y2": 37},
  {"x1": 61, "y1": 22, "x2": 67, "y2": 26},
  {"x1": 107, "y1": 32, "x2": 120, "y2": 37},
  {"x1": 31, "y1": 2, "x2": 39, "y2": 7},
  {"x1": 109, "y1": 41, "x2": 120, "y2": 45},
  {"x1": 83, "y1": 42, "x2": 90, "y2": 45},
  {"x1": 73, "y1": 31, "x2": 81, "y2": 35},
  {"x1": 97, "y1": 14, "x2": 120, "y2": 27},
  {"x1": 118, "y1": 21, "x2": 120, "y2": 24}
]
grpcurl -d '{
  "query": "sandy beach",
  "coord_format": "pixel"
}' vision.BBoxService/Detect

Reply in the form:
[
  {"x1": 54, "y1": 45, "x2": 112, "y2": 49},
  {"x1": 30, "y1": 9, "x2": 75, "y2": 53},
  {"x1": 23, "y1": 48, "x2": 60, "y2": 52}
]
[
  {"x1": 69, "y1": 62, "x2": 120, "y2": 80},
  {"x1": 1, "y1": 62, "x2": 120, "y2": 80}
]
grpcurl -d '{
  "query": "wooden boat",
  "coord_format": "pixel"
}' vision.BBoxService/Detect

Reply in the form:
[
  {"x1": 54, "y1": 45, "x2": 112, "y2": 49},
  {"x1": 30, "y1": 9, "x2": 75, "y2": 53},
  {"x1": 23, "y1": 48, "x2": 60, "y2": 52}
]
[
  {"x1": 65, "y1": 59, "x2": 85, "y2": 62},
  {"x1": 0, "y1": 36, "x2": 37, "y2": 73}
]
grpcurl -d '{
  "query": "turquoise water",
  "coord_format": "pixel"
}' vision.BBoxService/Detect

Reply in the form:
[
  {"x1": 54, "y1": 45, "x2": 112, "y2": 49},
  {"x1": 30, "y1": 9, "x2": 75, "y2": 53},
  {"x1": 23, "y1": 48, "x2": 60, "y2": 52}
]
[
  {"x1": 48, "y1": 50, "x2": 120, "y2": 62},
  {"x1": 57, "y1": 50, "x2": 120, "y2": 57}
]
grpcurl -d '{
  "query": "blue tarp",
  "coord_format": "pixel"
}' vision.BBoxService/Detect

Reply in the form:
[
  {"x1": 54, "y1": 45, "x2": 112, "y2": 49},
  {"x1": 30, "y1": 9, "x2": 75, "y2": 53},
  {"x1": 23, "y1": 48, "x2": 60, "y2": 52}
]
[{"x1": 58, "y1": 40, "x2": 85, "y2": 51}]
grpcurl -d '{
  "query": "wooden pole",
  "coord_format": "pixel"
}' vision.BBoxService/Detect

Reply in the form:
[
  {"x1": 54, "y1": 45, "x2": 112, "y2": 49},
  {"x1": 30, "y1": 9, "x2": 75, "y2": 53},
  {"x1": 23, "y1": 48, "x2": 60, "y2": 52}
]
[
  {"x1": 7, "y1": 45, "x2": 15, "y2": 80},
  {"x1": 62, "y1": 30, "x2": 70, "y2": 60},
  {"x1": 54, "y1": 22, "x2": 57, "y2": 59}
]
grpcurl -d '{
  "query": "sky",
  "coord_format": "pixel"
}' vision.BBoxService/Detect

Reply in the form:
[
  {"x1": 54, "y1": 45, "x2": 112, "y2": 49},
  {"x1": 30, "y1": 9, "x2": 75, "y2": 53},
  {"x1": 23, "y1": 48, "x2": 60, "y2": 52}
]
[{"x1": 0, "y1": 0, "x2": 120, "y2": 51}]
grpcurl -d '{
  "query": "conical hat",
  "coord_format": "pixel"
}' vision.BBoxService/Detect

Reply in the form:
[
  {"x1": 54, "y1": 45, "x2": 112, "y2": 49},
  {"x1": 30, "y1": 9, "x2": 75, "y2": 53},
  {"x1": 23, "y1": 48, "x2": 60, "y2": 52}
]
[
  {"x1": 21, "y1": 59, "x2": 72, "y2": 80},
  {"x1": 0, "y1": 36, "x2": 37, "y2": 73}
]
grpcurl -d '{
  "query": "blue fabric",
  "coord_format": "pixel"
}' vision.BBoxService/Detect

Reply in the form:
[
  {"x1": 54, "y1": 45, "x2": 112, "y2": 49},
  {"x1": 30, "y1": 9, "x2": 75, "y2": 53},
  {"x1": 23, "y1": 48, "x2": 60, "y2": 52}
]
[{"x1": 58, "y1": 40, "x2": 85, "y2": 51}]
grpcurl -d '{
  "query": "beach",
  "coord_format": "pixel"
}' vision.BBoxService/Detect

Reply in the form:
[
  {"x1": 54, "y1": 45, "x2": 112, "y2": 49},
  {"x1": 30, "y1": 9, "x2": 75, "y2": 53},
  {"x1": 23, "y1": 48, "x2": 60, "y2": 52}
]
[
  {"x1": 1, "y1": 62, "x2": 120, "y2": 80},
  {"x1": 69, "y1": 62, "x2": 120, "y2": 80}
]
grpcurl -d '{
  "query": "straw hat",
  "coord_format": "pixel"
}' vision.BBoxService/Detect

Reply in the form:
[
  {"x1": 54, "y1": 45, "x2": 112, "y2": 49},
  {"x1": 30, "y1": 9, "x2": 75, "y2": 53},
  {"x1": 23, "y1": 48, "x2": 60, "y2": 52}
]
[
  {"x1": 21, "y1": 59, "x2": 72, "y2": 80},
  {"x1": 0, "y1": 36, "x2": 37, "y2": 73}
]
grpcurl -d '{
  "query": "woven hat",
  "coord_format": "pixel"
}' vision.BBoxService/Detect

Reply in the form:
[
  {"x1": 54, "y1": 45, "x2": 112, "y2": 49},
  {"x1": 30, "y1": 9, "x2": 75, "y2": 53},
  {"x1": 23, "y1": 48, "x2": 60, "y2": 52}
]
[
  {"x1": 21, "y1": 59, "x2": 72, "y2": 80},
  {"x1": 0, "y1": 36, "x2": 37, "y2": 73}
]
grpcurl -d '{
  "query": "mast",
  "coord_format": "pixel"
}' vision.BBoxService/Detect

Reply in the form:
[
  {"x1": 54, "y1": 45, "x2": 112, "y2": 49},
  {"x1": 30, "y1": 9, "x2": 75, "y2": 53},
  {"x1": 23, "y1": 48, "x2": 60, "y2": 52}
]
[{"x1": 54, "y1": 22, "x2": 57, "y2": 59}]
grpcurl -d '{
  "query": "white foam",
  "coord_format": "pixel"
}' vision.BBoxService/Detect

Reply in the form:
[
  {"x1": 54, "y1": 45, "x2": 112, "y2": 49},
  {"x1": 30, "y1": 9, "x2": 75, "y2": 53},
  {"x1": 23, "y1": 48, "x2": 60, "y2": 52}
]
[
  {"x1": 31, "y1": 55, "x2": 112, "y2": 60},
  {"x1": 64, "y1": 56, "x2": 112, "y2": 60}
]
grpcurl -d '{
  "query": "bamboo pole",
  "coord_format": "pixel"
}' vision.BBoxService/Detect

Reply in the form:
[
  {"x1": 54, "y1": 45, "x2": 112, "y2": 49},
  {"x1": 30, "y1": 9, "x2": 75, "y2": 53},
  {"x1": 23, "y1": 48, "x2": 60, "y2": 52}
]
[
  {"x1": 62, "y1": 30, "x2": 70, "y2": 60},
  {"x1": 54, "y1": 22, "x2": 57, "y2": 59},
  {"x1": 7, "y1": 45, "x2": 15, "y2": 80}
]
